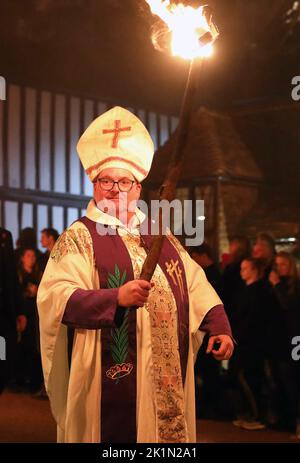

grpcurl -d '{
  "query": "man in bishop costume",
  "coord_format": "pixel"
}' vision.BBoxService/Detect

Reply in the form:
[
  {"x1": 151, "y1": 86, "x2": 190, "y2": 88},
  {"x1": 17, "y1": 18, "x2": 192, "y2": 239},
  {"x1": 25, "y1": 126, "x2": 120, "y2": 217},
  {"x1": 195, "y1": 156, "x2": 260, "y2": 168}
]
[{"x1": 37, "y1": 106, "x2": 234, "y2": 443}]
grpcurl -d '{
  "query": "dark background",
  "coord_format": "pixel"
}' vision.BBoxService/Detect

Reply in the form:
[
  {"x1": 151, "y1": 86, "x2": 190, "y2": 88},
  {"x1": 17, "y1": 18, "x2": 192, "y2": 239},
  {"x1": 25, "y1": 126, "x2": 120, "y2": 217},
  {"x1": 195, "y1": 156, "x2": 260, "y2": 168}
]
[{"x1": 1, "y1": 0, "x2": 299, "y2": 114}]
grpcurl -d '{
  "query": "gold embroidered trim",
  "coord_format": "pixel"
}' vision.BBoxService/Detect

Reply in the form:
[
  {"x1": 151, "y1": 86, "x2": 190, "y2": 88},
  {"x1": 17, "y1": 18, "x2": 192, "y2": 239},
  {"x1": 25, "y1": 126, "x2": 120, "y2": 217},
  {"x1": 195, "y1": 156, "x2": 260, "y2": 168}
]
[
  {"x1": 167, "y1": 233, "x2": 187, "y2": 257},
  {"x1": 120, "y1": 232, "x2": 187, "y2": 443},
  {"x1": 50, "y1": 227, "x2": 93, "y2": 263},
  {"x1": 165, "y1": 259, "x2": 185, "y2": 303}
]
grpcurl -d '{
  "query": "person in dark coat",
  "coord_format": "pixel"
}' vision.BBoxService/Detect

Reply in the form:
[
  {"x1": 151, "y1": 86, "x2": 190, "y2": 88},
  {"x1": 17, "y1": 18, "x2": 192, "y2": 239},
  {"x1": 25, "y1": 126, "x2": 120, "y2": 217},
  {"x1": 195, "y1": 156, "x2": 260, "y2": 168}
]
[
  {"x1": 190, "y1": 243, "x2": 222, "y2": 294},
  {"x1": 15, "y1": 227, "x2": 43, "y2": 271},
  {"x1": 252, "y1": 233, "x2": 276, "y2": 278},
  {"x1": 40, "y1": 228, "x2": 59, "y2": 271},
  {"x1": 231, "y1": 257, "x2": 269, "y2": 430},
  {"x1": 16, "y1": 248, "x2": 43, "y2": 393},
  {"x1": 0, "y1": 228, "x2": 25, "y2": 393},
  {"x1": 221, "y1": 235, "x2": 251, "y2": 323},
  {"x1": 268, "y1": 252, "x2": 300, "y2": 436},
  {"x1": 190, "y1": 243, "x2": 223, "y2": 418},
  {"x1": 252, "y1": 234, "x2": 298, "y2": 431}
]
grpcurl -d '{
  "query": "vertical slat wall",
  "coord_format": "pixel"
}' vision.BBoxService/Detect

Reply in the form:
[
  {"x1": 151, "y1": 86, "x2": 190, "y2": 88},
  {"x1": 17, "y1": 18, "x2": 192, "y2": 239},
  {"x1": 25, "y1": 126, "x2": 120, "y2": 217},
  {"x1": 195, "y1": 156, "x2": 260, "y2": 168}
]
[
  {"x1": 0, "y1": 84, "x2": 179, "y2": 248},
  {"x1": 70, "y1": 97, "x2": 81, "y2": 196},
  {"x1": 25, "y1": 88, "x2": 36, "y2": 190},
  {"x1": 40, "y1": 91, "x2": 51, "y2": 192},
  {"x1": 8, "y1": 85, "x2": 21, "y2": 188},
  {"x1": 54, "y1": 94, "x2": 66, "y2": 194},
  {"x1": 83, "y1": 100, "x2": 94, "y2": 198}
]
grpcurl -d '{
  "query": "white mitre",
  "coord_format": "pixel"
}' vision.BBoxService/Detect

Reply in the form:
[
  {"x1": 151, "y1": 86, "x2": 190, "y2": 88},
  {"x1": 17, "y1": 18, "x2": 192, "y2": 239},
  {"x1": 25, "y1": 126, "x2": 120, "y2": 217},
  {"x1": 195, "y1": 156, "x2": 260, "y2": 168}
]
[{"x1": 77, "y1": 106, "x2": 155, "y2": 182}]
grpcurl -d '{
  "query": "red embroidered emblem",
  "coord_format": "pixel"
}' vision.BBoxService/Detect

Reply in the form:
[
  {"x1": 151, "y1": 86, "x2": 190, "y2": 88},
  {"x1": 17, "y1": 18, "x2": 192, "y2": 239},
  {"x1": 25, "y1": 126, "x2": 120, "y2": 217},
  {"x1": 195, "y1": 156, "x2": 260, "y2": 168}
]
[
  {"x1": 102, "y1": 120, "x2": 131, "y2": 148},
  {"x1": 106, "y1": 362, "x2": 133, "y2": 381}
]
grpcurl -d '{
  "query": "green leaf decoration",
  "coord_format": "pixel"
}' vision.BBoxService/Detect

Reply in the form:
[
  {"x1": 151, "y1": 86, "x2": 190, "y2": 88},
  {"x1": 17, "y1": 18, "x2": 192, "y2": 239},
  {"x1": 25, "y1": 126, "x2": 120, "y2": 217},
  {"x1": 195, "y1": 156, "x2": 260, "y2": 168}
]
[
  {"x1": 118, "y1": 333, "x2": 128, "y2": 350},
  {"x1": 108, "y1": 273, "x2": 119, "y2": 288},
  {"x1": 110, "y1": 333, "x2": 128, "y2": 363},
  {"x1": 120, "y1": 270, "x2": 127, "y2": 286},
  {"x1": 115, "y1": 264, "x2": 120, "y2": 281},
  {"x1": 110, "y1": 314, "x2": 129, "y2": 364},
  {"x1": 111, "y1": 345, "x2": 123, "y2": 364},
  {"x1": 107, "y1": 265, "x2": 129, "y2": 370},
  {"x1": 118, "y1": 345, "x2": 128, "y2": 362},
  {"x1": 111, "y1": 352, "x2": 120, "y2": 365},
  {"x1": 110, "y1": 330, "x2": 119, "y2": 344},
  {"x1": 119, "y1": 338, "x2": 128, "y2": 352},
  {"x1": 110, "y1": 318, "x2": 128, "y2": 344}
]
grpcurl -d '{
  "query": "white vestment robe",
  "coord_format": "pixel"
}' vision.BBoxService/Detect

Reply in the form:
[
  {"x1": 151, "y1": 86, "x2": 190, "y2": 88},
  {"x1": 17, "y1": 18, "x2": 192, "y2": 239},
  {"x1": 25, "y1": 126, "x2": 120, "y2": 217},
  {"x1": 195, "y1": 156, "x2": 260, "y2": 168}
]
[{"x1": 37, "y1": 199, "x2": 222, "y2": 443}]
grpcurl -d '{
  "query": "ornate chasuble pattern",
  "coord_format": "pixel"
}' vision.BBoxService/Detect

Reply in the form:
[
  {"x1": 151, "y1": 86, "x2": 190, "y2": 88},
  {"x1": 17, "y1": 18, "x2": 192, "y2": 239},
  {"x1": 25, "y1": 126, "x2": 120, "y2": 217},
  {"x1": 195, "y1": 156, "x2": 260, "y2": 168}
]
[{"x1": 79, "y1": 217, "x2": 189, "y2": 443}]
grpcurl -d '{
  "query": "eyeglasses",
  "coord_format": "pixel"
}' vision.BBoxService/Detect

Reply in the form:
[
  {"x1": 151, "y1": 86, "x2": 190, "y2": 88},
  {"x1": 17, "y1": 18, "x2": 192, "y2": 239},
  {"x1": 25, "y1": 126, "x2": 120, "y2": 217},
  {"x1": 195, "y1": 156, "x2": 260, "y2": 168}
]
[{"x1": 93, "y1": 177, "x2": 136, "y2": 192}]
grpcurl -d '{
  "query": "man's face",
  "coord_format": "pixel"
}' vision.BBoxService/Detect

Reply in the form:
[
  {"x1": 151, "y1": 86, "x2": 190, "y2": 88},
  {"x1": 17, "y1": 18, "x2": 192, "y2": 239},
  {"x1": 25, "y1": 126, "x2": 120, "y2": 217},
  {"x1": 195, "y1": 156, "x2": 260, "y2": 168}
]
[
  {"x1": 252, "y1": 240, "x2": 272, "y2": 260},
  {"x1": 275, "y1": 256, "x2": 290, "y2": 277},
  {"x1": 21, "y1": 249, "x2": 37, "y2": 268},
  {"x1": 93, "y1": 168, "x2": 141, "y2": 220},
  {"x1": 240, "y1": 260, "x2": 256, "y2": 282},
  {"x1": 40, "y1": 232, "x2": 49, "y2": 249}
]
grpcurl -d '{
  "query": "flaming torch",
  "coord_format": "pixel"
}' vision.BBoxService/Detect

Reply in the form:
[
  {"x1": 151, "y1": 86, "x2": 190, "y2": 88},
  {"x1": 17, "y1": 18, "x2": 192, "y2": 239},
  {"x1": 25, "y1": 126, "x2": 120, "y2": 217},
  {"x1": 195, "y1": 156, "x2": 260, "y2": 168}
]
[{"x1": 140, "y1": 1, "x2": 219, "y2": 281}]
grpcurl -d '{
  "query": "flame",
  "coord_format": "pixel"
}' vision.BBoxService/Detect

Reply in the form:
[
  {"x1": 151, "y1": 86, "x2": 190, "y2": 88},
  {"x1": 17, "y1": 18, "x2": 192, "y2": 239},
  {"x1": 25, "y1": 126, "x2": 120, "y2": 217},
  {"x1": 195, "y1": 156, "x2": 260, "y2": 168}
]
[
  {"x1": 146, "y1": 0, "x2": 219, "y2": 59},
  {"x1": 145, "y1": 1, "x2": 219, "y2": 59}
]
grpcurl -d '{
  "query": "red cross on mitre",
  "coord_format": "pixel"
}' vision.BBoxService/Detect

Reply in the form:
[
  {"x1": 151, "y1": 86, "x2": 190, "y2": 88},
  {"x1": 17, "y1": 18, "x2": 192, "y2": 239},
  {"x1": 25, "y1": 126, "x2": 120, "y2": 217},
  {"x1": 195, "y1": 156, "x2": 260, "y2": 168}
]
[{"x1": 102, "y1": 119, "x2": 132, "y2": 149}]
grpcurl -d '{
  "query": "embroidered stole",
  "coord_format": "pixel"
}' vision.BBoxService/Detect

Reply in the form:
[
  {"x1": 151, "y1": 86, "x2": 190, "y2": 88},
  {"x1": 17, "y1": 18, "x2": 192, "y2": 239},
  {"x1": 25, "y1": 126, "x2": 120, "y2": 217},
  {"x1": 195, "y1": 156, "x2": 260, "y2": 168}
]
[{"x1": 79, "y1": 217, "x2": 189, "y2": 443}]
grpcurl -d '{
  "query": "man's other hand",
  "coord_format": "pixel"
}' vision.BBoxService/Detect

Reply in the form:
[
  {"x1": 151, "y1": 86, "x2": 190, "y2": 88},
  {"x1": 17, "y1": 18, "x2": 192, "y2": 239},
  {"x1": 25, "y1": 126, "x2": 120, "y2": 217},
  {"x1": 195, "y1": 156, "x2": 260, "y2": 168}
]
[{"x1": 206, "y1": 334, "x2": 234, "y2": 361}]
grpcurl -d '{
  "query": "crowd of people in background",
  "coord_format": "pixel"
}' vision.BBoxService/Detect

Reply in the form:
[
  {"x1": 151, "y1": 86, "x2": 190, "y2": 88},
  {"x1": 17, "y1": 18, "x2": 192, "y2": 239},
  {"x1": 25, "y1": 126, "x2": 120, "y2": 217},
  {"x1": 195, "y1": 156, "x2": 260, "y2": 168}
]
[
  {"x1": 1, "y1": 226, "x2": 300, "y2": 438},
  {"x1": 192, "y1": 233, "x2": 300, "y2": 439},
  {"x1": 0, "y1": 227, "x2": 59, "y2": 398}
]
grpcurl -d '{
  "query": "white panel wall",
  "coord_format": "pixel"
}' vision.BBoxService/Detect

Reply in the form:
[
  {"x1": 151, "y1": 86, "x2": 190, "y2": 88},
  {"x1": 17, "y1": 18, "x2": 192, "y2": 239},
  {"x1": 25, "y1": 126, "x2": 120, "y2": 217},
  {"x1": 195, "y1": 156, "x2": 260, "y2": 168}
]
[
  {"x1": 137, "y1": 109, "x2": 146, "y2": 125},
  {"x1": 149, "y1": 112, "x2": 158, "y2": 150},
  {"x1": 4, "y1": 201, "x2": 18, "y2": 246},
  {"x1": 97, "y1": 102, "x2": 107, "y2": 116},
  {"x1": 67, "y1": 208, "x2": 79, "y2": 227},
  {"x1": 25, "y1": 88, "x2": 36, "y2": 189},
  {"x1": 37, "y1": 204, "x2": 48, "y2": 250},
  {"x1": 54, "y1": 95, "x2": 66, "y2": 193},
  {"x1": 8, "y1": 85, "x2": 20, "y2": 188},
  {"x1": 70, "y1": 97, "x2": 81, "y2": 195},
  {"x1": 52, "y1": 206, "x2": 64, "y2": 234},
  {"x1": 1, "y1": 83, "x2": 177, "y2": 244},
  {"x1": 21, "y1": 203, "x2": 33, "y2": 229},
  {"x1": 83, "y1": 100, "x2": 94, "y2": 198},
  {"x1": 40, "y1": 91, "x2": 51, "y2": 191},
  {"x1": 160, "y1": 115, "x2": 169, "y2": 145},
  {"x1": 171, "y1": 116, "x2": 179, "y2": 134}
]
